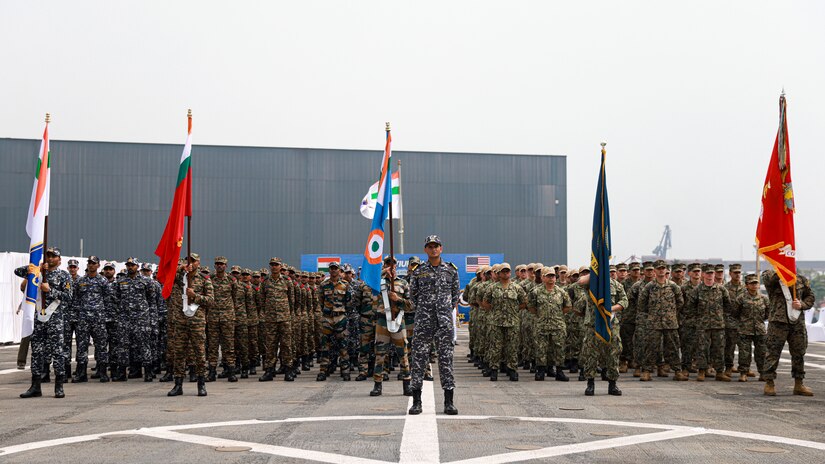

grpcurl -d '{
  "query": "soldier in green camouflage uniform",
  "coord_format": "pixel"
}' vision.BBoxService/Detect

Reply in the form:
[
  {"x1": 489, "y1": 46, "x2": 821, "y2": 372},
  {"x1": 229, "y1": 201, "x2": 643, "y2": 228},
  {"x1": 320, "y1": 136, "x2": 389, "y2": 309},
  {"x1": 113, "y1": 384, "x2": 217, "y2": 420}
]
[
  {"x1": 369, "y1": 259, "x2": 413, "y2": 396},
  {"x1": 464, "y1": 268, "x2": 482, "y2": 363},
  {"x1": 230, "y1": 265, "x2": 250, "y2": 380},
  {"x1": 251, "y1": 271, "x2": 265, "y2": 373},
  {"x1": 517, "y1": 264, "x2": 538, "y2": 371},
  {"x1": 167, "y1": 253, "x2": 214, "y2": 397},
  {"x1": 317, "y1": 262, "x2": 352, "y2": 381},
  {"x1": 684, "y1": 264, "x2": 732, "y2": 381},
  {"x1": 240, "y1": 269, "x2": 259, "y2": 376},
  {"x1": 206, "y1": 257, "x2": 237, "y2": 382},
  {"x1": 762, "y1": 269, "x2": 816, "y2": 396},
  {"x1": 344, "y1": 266, "x2": 374, "y2": 381},
  {"x1": 481, "y1": 263, "x2": 527, "y2": 381},
  {"x1": 733, "y1": 273, "x2": 768, "y2": 381},
  {"x1": 637, "y1": 260, "x2": 686, "y2": 381},
  {"x1": 577, "y1": 271, "x2": 627, "y2": 396},
  {"x1": 527, "y1": 267, "x2": 572, "y2": 381},
  {"x1": 467, "y1": 266, "x2": 491, "y2": 372},
  {"x1": 679, "y1": 263, "x2": 702, "y2": 373},
  {"x1": 723, "y1": 264, "x2": 745, "y2": 376},
  {"x1": 628, "y1": 262, "x2": 654, "y2": 377},
  {"x1": 258, "y1": 258, "x2": 296, "y2": 382}
]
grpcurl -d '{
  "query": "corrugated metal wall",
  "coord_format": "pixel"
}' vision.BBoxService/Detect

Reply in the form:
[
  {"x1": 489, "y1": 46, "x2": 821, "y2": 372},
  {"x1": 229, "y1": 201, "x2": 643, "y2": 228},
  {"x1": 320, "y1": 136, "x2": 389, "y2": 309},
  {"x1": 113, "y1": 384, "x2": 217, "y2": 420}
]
[{"x1": 0, "y1": 138, "x2": 566, "y2": 269}]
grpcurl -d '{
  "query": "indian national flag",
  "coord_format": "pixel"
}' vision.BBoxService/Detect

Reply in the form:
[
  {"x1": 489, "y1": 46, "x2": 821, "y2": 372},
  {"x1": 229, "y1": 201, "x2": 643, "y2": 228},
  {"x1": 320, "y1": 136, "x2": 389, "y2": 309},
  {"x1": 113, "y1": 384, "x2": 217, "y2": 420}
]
[
  {"x1": 317, "y1": 256, "x2": 341, "y2": 273},
  {"x1": 360, "y1": 171, "x2": 401, "y2": 219},
  {"x1": 154, "y1": 111, "x2": 193, "y2": 299}
]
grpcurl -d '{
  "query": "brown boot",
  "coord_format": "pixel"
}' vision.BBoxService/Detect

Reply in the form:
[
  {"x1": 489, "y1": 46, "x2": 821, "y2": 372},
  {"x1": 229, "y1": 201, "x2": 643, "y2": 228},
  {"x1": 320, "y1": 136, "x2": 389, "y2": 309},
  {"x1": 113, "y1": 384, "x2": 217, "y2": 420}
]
[
  {"x1": 764, "y1": 379, "x2": 776, "y2": 396},
  {"x1": 657, "y1": 366, "x2": 668, "y2": 378},
  {"x1": 707, "y1": 368, "x2": 716, "y2": 376},
  {"x1": 731, "y1": 366, "x2": 738, "y2": 373},
  {"x1": 747, "y1": 371, "x2": 756, "y2": 378},
  {"x1": 663, "y1": 364, "x2": 671, "y2": 374},
  {"x1": 633, "y1": 368, "x2": 641, "y2": 378},
  {"x1": 738, "y1": 372, "x2": 748, "y2": 382},
  {"x1": 715, "y1": 372, "x2": 732, "y2": 382},
  {"x1": 696, "y1": 369, "x2": 706, "y2": 382},
  {"x1": 619, "y1": 361, "x2": 628, "y2": 373},
  {"x1": 793, "y1": 378, "x2": 813, "y2": 396},
  {"x1": 640, "y1": 371, "x2": 652, "y2": 381},
  {"x1": 724, "y1": 367, "x2": 733, "y2": 377},
  {"x1": 673, "y1": 371, "x2": 688, "y2": 381}
]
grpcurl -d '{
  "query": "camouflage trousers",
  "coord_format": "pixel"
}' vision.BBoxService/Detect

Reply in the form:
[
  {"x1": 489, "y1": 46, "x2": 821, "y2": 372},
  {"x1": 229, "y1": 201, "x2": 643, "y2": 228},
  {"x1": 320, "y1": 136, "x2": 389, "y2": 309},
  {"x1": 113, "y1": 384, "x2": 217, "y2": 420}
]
[
  {"x1": 264, "y1": 320, "x2": 293, "y2": 369},
  {"x1": 247, "y1": 323, "x2": 259, "y2": 365},
  {"x1": 564, "y1": 312, "x2": 584, "y2": 360},
  {"x1": 358, "y1": 315, "x2": 375, "y2": 374},
  {"x1": 519, "y1": 313, "x2": 533, "y2": 362},
  {"x1": 697, "y1": 328, "x2": 725, "y2": 371},
  {"x1": 258, "y1": 321, "x2": 267, "y2": 362},
  {"x1": 117, "y1": 317, "x2": 153, "y2": 367},
  {"x1": 157, "y1": 313, "x2": 168, "y2": 366},
  {"x1": 234, "y1": 318, "x2": 249, "y2": 367},
  {"x1": 764, "y1": 321, "x2": 807, "y2": 380},
  {"x1": 534, "y1": 328, "x2": 566, "y2": 368},
  {"x1": 410, "y1": 317, "x2": 454, "y2": 391},
  {"x1": 31, "y1": 313, "x2": 66, "y2": 378},
  {"x1": 738, "y1": 334, "x2": 767, "y2": 374},
  {"x1": 171, "y1": 313, "x2": 207, "y2": 377},
  {"x1": 633, "y1": 319, "x2": 650, "y2": 368},
  {"x1": 373, "y1": 315, "x2": 409, "y2": 382},
  {"x1": 76, "y1": 317, "x2": 108, "y2": 365},
  {"x1": 346, "y1": 308, "x2": 360, "y2": 358},
  {"x1": 724, "y1": 328, "x2": 739, "y2": 369},
  {"x1": 489, "y1": 325, "x2": 519, "y2": 371},
  {"x1": 320, "y1": 312, "x2": 349, "y2": 372},
  {"x1": 63, "y1": 319, "x2": 79, "y2": 365},
  {"x1": 148, "y1": 311, "x2": 159, "y2": 367},
  {"x1": 106, "y1": 320, "x2": 120, "y2": 367},
  {"x1": 581, "y1": 322, "x2": 622, "y2": 381},
  {"x1": 644, "y1": 329, "x2": 681, "y2": 372},
  {"x1": 405, "y1": 312, "x2": 433, "y2": 376},
  {"x1": 207, "y1": 315, "x2": 235, "y2": 367},
  {"x1": 679, "y1": 323, "x2": 700, "y2": 371},
  {"x1": 619, "y1": 322, "x2": 635, "y2": 364}
]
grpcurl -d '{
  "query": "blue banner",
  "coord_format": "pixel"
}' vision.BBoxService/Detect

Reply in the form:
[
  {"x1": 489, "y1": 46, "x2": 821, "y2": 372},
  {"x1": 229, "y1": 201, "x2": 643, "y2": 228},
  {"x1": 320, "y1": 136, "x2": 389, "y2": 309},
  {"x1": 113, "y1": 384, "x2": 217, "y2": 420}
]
[{"x1": 589, "y1": 145, "x2": 613, "y2": 343}]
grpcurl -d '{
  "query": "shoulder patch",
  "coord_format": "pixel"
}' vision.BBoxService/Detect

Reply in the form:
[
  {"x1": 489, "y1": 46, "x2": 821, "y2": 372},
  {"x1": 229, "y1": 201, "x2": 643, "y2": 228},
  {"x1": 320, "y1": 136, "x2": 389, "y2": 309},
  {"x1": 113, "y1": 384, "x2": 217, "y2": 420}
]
[{"x1": 448, "y1": 262, "x2": 458, "y2": 271}]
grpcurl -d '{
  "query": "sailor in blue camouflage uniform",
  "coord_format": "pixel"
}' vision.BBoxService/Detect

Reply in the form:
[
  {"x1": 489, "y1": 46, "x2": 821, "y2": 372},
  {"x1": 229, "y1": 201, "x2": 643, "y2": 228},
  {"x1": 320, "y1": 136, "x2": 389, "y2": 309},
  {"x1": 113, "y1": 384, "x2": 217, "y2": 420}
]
[
  {"x1": 408, "y1": 235, "x2": 460, "y2": 416},
  {"x1": 62, "y1": 259, "x2": 81, "y2": 382},
  {"x1": 112, "y1": 257, "x2": 157, "y2": 382},
  {"x1": 142, "y1": 263, "x2": 166, "y2": 376},
  {"x1": 72, "y1": 256, "x2": 111, "y2": 383},
  {"x1": 17, "y1": 247, "x2": 72, "y2": 399},
  {"x1": 96, "y1": 262, "x2": 119, "y2": 380}
]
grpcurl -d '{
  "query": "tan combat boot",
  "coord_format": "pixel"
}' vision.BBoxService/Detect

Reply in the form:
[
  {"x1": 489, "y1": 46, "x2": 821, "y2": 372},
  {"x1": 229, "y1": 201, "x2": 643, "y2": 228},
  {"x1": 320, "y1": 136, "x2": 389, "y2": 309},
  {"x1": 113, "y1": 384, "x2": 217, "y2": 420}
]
[
  {"x1": 633, "y1": 368, "x2": 641, "y2": 378},
  {"x1": 764, "y1": 379, "x2": 776, "y2": 396},
  {"x1": 747, "y1": 371, "x2": 756, "y2": 377},
  {"x1": 657, "y1": 366, "x2": 668, "y2": 378},
  {"x1": 640, "y1": 371, "x2": 652, "y2": 381},
  {"x1": 739, "y1": 372, "x2": 748, "y2": 382},
  {"x1": 619, "y1": 361, "x2": 628, "y2": 373},
  {"x1": 724, "y1": 367, "x2": 733, "y2": 378},
  {"x1": 707, "y1": 367, "x2": 716, "y2": 376},
  {"x1": 731, "y1": 366, "x2": 738, "y2": 373},
  {"x1": 696, "y1": 369, "x2": 706, "y2": 382},
  {"x1": 715, "y1": 371, "x2": 732, "y2": 382},
  {"x1": 793, "y1": 378, "x2": 813, "y2": 396},
  {"x1": 673, "y1": 371, "x2": 688, "y2": 381}
]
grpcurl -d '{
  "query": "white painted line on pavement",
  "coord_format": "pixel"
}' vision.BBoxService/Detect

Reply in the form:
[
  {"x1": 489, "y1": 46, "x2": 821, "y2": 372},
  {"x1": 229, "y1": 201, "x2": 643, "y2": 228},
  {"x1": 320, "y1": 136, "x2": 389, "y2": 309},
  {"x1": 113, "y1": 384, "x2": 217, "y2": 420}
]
[
  {"x1": 399, "y1": 379, "x2": 439, "y2": 463},
  {"x1": 779, "y1": 355, "x2": 825, "y2": 370}
]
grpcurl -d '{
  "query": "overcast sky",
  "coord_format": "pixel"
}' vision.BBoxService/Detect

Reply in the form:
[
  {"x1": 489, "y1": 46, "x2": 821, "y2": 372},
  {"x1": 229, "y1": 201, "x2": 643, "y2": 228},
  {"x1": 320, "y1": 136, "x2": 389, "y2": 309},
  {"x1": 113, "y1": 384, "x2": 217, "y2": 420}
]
[{"x1": 2, "y1": 1, "x2": 824, "y2": 264}]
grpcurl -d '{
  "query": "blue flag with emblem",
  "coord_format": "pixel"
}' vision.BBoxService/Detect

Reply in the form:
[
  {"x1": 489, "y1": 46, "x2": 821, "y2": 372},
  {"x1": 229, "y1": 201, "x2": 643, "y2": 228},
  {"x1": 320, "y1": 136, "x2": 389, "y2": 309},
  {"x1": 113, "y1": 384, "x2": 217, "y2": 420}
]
[
  {"x1": 589, "y1": 143, "x2": 612, "y2": 343},
  {"x1": 361, "y1": 129, "x2": 392, "y2": 294}
]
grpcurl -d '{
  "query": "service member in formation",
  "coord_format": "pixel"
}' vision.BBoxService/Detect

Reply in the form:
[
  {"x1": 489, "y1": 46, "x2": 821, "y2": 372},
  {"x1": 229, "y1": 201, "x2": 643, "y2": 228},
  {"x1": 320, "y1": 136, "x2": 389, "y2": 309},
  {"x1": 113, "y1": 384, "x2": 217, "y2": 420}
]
[
  {"x1": 723, "y1": 264, "x2": 745, "y2": 377},
  {"x1": 317, "y1": 261, "x2": 352, "y2": 381},
  {"x1": 259, "y1": 257, "x2": 296, "y2": 382},
  {"x1": 481, "y1": 262, "x2": 527, "y2": 382},
  {"x1": 684, "y1": 264, "x2": 732, "y2": 382},
  {"x1": 167, "y1": 253, "x2": 214, "y2": 397},
  {"x1": 207, "y1": 257, "x2": 237, "y2": 382},
  {"x1": 527, "y1": 266, "x2": 572, "y2": 381},
  {"x1": 637, "y1": 260, "x2": 686, "y2": 381},
  {"x1": 733, "y1": 273, "x2": 768, "y2": 382},
  {"x1": 113, "y1": 257, "x2": 157, "y2": 382},
  {"x1": 761, "y1": 269, "x2": 816, "y2": 396},
  {"x1": 369, "y1": 257, "x2": 413, "y2": 397},
  {"x1": 408, "y1": 235, "x2": 460, "y2": 416},
  {"x1": 72, "y1": 256, "x2": 111, "y2": 383},
  {"x1": 17, "y1": 247, "x2": 72, "y2": 399}
]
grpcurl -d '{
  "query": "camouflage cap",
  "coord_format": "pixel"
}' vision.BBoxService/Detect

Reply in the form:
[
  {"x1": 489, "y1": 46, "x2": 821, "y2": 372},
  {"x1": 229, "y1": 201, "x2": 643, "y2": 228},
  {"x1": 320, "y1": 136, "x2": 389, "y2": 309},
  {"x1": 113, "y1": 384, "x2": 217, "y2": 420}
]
[
  {"x1": 480, "y1": 265, "x2": 492, "y2": 274},
  {"x1": 241, "y1": 268, "x2": 251, "y2": 275},
  {"x1": 125, "y1": 257, "x2": 139, "y2": 265},
  {"x1": 540, "y1": 266, "x2": 556, "y2": 276},
  {"x1": 103, "y1": 262, "x2": 115, "y2": 269},
  {"x1": 714, "y1": 264, "x2": 725, "y2": 272},
  {"x1": 609, "y1": 264, "x2": 617, "y2": 271},
  {"x1": 688, "y1": 262, "x2": 702, "y2": 272},
  {"x1": 526, "y1": 263, "x2": 537, "y2": 270},
  {"x1": 672, "y1": 263, "x2": 686, "y2": 271},
  {"x1": 702, "y1": 264, "x2": 715, "y2": 274},
  {"x1": 498, "y1": 262, "x2": 511, "y2": 272},
  {"x1": 409, "y1": 256, "x2": 422, "y2": 265},
  {"x1": 616, "y1": 263, "x2": 628, "y2": 271},
  {"x1": 342, "y1": 263, "x2": 354, "y2": 272},
  {"x1": 328, "y1": 261, "x2": 341, "y2": 270},
  {"x1": 45, "y1": 246, "x2": 62, "y2": 257},
  {"x1": 259, "y1": 267, "x2": 269, "y2": 275},
  {"x1": 251, "y1": 271, "x2": 261, "y2": 277},
  {"x1": 569, "y1": 267, "x2": 581, "y2": 276},
  {"x1": 535, "y1": 262, "x2": 544, "y2": 269},
  {"x1": 188, "y1": 253, "x2": 200, "y2": 261},
  {"x1": 230, "y1": 265, "x2": 242, "y2": 273},
  {"x1": 654, "y1": 259, "x2": 668, "y2": 269},
  {"x1": 269, "y1": 257, "x2": 282, "y2": 265},
  {"x1": 200, "y1": 265, "x2": 211, "y2": 274},
  {"x1": 491, "y1": 264, "x2": 502, "y2": 273},
  {"x1": 745, "y1": 273, "x2": 759, "y2": 284},
  {"x1": 214, "y1": 256, "x2": 228, "y2": 264},
  {"x1": 140, "y1": 262, "x2": 153, "y2": 271},
  {"x1": 579, "y1": 266, "x2": 590, "y2": 274},
  {"x1": 629, "y1": 261, "x2": 641, "y2": 271},
  {"x1": 87, "y1": 255, "x2": 100, "y2": 264},
  {"x1": 558, "y1": 265, "x2": 568, "y2": 272},
  {"x1": 643, "y1": 261, "x2": 655, "y2": 270},
  {"x1": 424, "y1": 235, "x2": 442, "y2": 246},
  {"x1": 515, "y1": 264, "x2": 526, "y2": 272},
  {"x1": 729, "y1": 263, "x2": 742, "y2": 272},
  {"x1": 383, "y1": 255, "x2": 397, "y2": 264},
  {"x1": 67, "y1": 259, "x2": 79, "y2": 267}
]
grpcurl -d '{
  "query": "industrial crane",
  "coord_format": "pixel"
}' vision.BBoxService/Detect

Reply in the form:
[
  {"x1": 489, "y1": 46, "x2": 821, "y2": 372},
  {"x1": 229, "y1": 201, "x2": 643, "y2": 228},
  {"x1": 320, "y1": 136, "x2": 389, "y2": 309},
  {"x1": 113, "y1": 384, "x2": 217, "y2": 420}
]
[{"x1": 652, "y1": 225, "x2": 672, "y2": 259}]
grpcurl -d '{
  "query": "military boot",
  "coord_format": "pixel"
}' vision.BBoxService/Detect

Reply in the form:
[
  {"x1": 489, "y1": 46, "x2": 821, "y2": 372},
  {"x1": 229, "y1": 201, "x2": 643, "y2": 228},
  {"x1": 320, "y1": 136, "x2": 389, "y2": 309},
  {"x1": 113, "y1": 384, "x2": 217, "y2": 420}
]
[
  {"x1": 724, "y1": 367, "x2": 733, "y2": 378},
  {"x1": 144, "y1": 367, "x2": 154, "y2": 382},
  {"x1": 764, "y1": 379, "x2": 776, "y2": 396},
  {"x1": 444, "y1": 389, "x2": 458, "y2": 415},
  {"x1": 241, "y1": 366, "x2": 249, "y2": 379},
  {"x1": 509, "y1": 369, "x2": 519, "y2": 382},
  {"x1": 20, "y1": 375, "x2": 42, "y2": 398},
  {"x1": 619, "y1": 360, "x2": 628, "y2": 373},
  {"x1": 72, "y1": 362, "x2": 88, "y2": 383},
  {"x1": 608, "y1": 380, "x2": 622, "y2": 396},
  {"x1": 569, "y1": 359, "x2": 579, "y2": 374},
  {"x1": 316, "y1": 371, "x2": 327, "y2": 381},
  {"x1": 640, "y1": 371, "x2": 652, "y2": 381},
  {"x1": 249, "y1": 364, "x2": 257, "y2": 376},
  {"x1": 259, "y1": 368, "x2": 275, "y2": 382},
  {"x1": 128, "y1": 364, "x2": 142, "y2": 379},
  {"x1": 578, "y1": 371, "x2": 585, "y2": 381},
  {"x1": 356, "y1": 372, "x2": 369, "y2": 381},
  {"x1": 98, "y1": 363, "x2": 110, "y2": 383},
  {"x1": 535, "y1": 366, "x2": 546, "y2": 381},
  {"x1": 715, "y1": 371, "x2": 732, "y2": 382},
  {"x1": 673, "y1": 371, "x2": 689, "y2": 381},
  {"x1": 547, "y1": 366, "x2": 556, "y2": 377},
  {"x1": 284, "y1": 368, "x2": 296, "y2": 381},
  {"x1": 601, "y1": 368, "x2": 609, "y2": 381},
  {"x1": 657, "y1": 366, "x2": 668, "y2": 378},
  {"x1": 409, "y1": 389, "x2": 423, "y2": 415},
  {"x1": 633, "y1": 367, "x2": 641, "y2": 378},
  {"x1": 747, "y1": 371, "x2": 756, "y2": 378},
  {"x1": 370, "y1": 382, "x2": 383, "y2": 396},
  {"x1": 793, "y1": 378, "x2": 814, "y2": 396},
  {"x1": 585, "y1": 378, "x2": 595, "y2": 396},
  {"x1": 302, "y1": 356, "x2": 311, "y2": 371},
  {"x1": 739, "y1": 372, "x2": 748, "y2": 382},
  {"x1": 403, "y1": 380, "x2": 412, "y2": 396},
  {"x1": 218, "y1": 365, "x2": 230, "y2": 379},
  {"x1": 159, "y1": 367, "x2": 173, "y2": 383},
  {"x1": 490, "y1": 369, "x2": 498, "y2": 381},
  {"x1": 696, "y1": 369, "x2": 706, "y2": 382},
  {"x1": 54, "y1": 379, "x2": 65, "y2": 398},
  {"x1": 188, "y1": 366, "x2": 197, "y2": 382},
  {"x1": 119, "y1": 366, "x2": 130, "y2": 382},
  {"x1": 207, "y1": 366, "x2": 217, "y2": 382},
  {"x1": 91, "y1": 364, "x2": 101, "y2": 379},
  {"x1": 197, "y1": 376, "x2": 207, "y2": 396},
  {"x1": 341, "y1": 371, "x2": 351, "y2": 381},
  {"x1": 555, "y1": 366, "x2": 569, "y2": 382},
  {"x1": 227, "y1": 366, "x2": 238, "y2": 382},
  {"x1": 274, "y1": 364, "x2": 287, "y2": 375}
]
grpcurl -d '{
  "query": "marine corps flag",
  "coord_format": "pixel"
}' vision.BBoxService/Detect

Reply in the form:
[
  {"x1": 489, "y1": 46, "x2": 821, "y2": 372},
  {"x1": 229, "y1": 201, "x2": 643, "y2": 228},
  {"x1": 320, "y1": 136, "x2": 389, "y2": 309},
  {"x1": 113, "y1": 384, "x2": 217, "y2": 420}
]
[
  {"x1": 589, "y1": 143, "x2": 613, "y2": 344},
  {"x1": 154, "y1": 110, "x2": 193, "y2": 299},
  {"x1": 756, "y1": 93, "x2": 796, "y2": 287},
  {"x1": 361, "y1": 126, "x2": 392, "y2": 294}
]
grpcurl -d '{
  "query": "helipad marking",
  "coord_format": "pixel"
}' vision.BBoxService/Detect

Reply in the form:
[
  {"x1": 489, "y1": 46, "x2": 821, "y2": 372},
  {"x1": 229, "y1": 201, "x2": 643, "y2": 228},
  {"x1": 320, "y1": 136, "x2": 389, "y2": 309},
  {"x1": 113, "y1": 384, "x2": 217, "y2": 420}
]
[{"x1": 399, "y1": 379, "x2": 439, "y2": 463}]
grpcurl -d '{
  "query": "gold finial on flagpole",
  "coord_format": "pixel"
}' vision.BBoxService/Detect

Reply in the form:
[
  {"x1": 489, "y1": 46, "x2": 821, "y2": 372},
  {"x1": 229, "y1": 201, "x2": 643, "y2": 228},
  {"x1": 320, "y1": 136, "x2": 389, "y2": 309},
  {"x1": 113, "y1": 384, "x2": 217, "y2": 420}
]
[
  {"x1": 187, "y1": 108, "x2": 192, "y2": 118},
  {"x1": 601, "y1": 142, "x2": 606, "y2": 154},
  {"x1": 45, "y1": 113, "x2": 51, "y2": 123},
  {"x1": 386, "y1": 122, "x2": 391, "y2": 132}
]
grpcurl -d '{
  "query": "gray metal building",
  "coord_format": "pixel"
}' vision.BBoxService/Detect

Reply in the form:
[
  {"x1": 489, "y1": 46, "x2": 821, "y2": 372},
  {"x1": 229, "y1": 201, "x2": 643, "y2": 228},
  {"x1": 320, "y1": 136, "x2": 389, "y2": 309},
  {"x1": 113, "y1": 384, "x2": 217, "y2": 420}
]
[{"x1": 0, "y1": 138, "x2": 566, "y2": 268}]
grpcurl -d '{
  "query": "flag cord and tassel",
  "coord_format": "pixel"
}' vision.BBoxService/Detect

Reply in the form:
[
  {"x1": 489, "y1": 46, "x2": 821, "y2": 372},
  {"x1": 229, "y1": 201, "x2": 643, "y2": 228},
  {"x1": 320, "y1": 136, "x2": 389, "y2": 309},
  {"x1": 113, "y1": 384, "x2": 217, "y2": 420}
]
[
  {"x1": 397, "y1": 158, "x2": 405, "y2": 254},
  {"x1": 387, "y1": 122, "x2": 394, "y2": 262}
]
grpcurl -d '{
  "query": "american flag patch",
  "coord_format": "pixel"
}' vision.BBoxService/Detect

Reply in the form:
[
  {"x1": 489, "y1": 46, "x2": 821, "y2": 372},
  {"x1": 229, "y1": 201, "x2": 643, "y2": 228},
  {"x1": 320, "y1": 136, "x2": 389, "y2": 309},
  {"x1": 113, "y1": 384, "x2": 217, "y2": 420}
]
[{"x1": 466, "y1": 256, "x2": 490, "y2": 273}]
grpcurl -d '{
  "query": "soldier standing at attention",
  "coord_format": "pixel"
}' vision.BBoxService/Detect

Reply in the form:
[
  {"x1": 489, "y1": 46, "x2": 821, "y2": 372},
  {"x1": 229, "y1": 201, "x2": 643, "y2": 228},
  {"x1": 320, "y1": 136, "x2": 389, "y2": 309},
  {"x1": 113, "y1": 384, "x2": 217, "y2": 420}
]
[
  {"x1": 481, "y1": 263, "x2": 527, "y2": 382},
  {"x1": 527, "y1": 266, "x2": 572, "y2": 381},
  {"x1": 72, "y1": 256, "x2": 110, "y2": 383},
  {"x1": 762, "y1": 269, "x2": 816, "y2": 396},
  {"x1": 369, "y1": 257, "x2": 413, "y2": 397},
  {"x1": 167, "y1": 253, "x2": 214, "y2": 397},
  {"x1": 317, "y1": 262, "x2": 352, "y2": 381},
  {"x1": 679, "y1": 263, "x2": 703, "y2": 374},
  {"x1": 207, "y1": 257, "x2": 237, "y2": 382},
  {"x1": 17, "y1": 247, "x2": 72, "y2": 399},
  {"x1": 63, "y1": 259, "x2": 81, "y2": 382},
  {"x1": 259, "y1": 258, "x2": 296, "y2": 382},
  {"x1": 113, "y1": 257, "x2": 156, "y2": 382},
  {"x1": 408, "y1": 235, "x2": 460, "y2": 416},
  {"x1": 684, "y1": 264, "x2": 731, "y2": 382},
  {"x1": 723, "y1": 264, "x2": 745, "y2": 377},
  {"x1": 734, "y1": 273, "x2": 769, "y2": 382},
  {"x1": 637, "y1": 260, "x2": 686, "y2": 381}
]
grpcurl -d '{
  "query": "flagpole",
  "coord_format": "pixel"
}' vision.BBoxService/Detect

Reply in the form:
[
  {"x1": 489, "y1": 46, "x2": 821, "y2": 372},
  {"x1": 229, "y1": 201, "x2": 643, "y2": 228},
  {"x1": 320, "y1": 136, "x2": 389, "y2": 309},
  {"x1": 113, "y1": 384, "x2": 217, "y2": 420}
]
[
  {"x1": 386, "y1": 122, "x2": 394, "y2": 260},
  {"x1": 397, "y1": 158, "x2": 405, "y2": 254},
  {"x1": 43, "y1": 113, "x2": 50, "y2": 255},
  {"x1": 186, "y1": 109, "x2": 192, "y2": 262}
]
